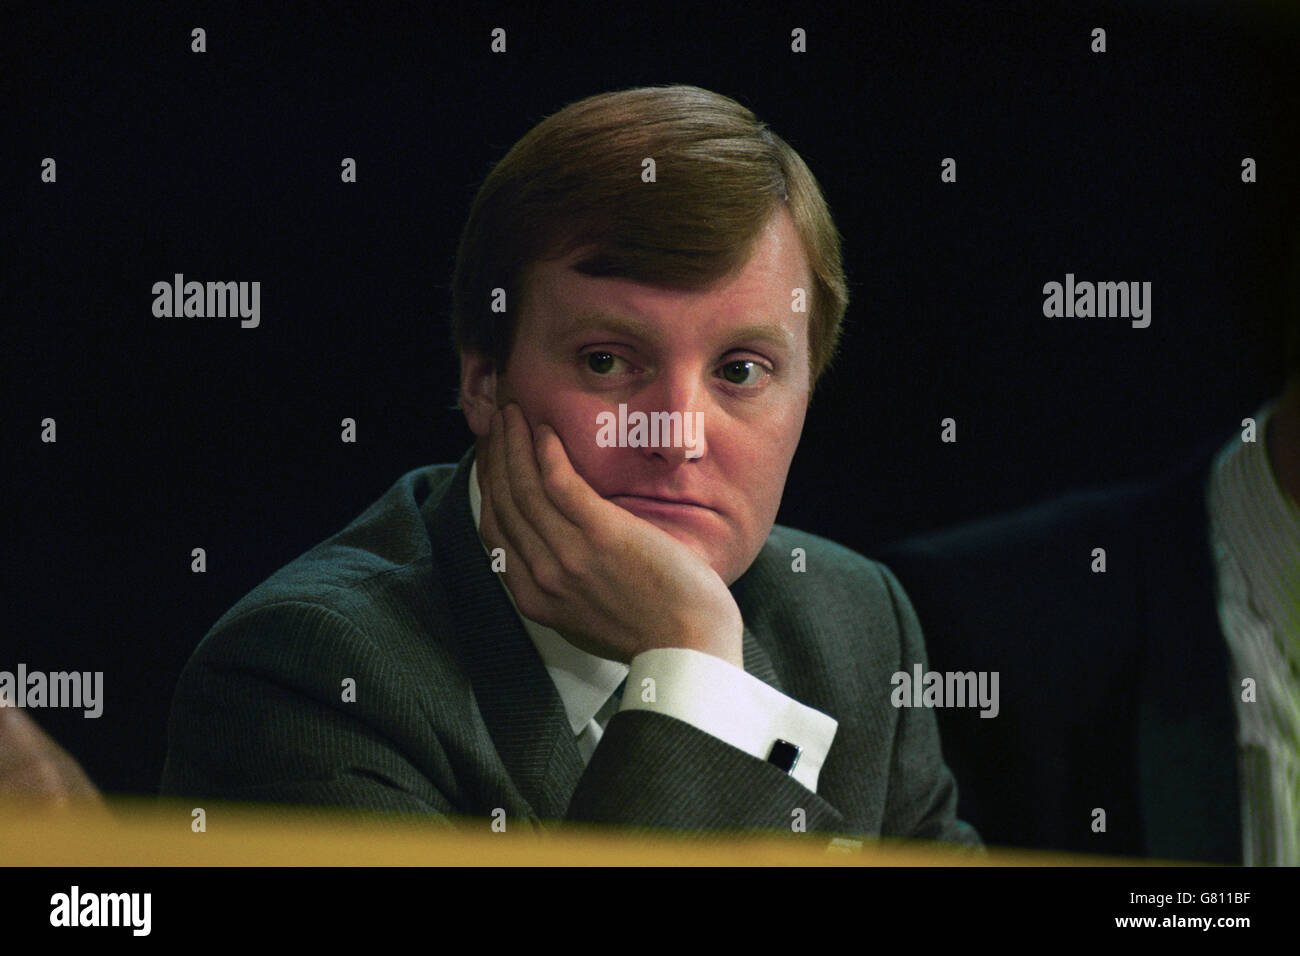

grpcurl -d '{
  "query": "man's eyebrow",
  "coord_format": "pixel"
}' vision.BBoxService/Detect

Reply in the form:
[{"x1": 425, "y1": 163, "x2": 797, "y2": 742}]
[
  {"x1": 721, "y1": 322, "x2": 796, "y2": 353},
  {"x1": 558, "y1": 309, "x2": 796, "y2": 353},
  {"x1": 557, "y1": 310, "x2": 667, "y2": 346}
]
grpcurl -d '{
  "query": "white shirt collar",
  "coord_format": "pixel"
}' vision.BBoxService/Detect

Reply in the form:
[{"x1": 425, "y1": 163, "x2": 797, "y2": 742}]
[{"x1": 468, "y1": 457, "x2": 629, "y2": 735}]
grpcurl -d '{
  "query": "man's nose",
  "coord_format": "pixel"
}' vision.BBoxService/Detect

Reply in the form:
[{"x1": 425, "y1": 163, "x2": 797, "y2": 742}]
[{"x1": 636, "y1": 372, "x2": 708, "y2": 463}]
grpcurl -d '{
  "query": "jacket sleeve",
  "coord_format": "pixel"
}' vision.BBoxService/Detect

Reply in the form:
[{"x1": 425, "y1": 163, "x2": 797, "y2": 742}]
[
  {"x1": 876, "y1": 563, "x2": 984, "y2": 848},
  {"x1": 566, "y1": 708, "x2": 846, "y2": 834},
  {"x1": 163, "y1": 598, "x2": 843, "y2": 836},
  {"x1": 159, "y1": 601, "x2": 458, "y2": 823}
]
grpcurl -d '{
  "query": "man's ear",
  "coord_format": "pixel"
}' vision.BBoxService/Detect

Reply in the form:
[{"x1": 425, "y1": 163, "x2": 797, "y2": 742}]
[{"x1": 459, "y1": 350, "x2": 498, "y2": 437}]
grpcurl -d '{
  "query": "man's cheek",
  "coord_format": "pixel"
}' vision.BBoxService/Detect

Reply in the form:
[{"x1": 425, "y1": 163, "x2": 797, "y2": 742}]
[
  {"x1": 544, "y1": 410, "x2": 616, "y2": 486},
  {"x1": 510, "y1": 399, "x2": 581, "y2": 456},
  {"x1": 565, "y1": 441, "x2": 622, "y2": 495}
]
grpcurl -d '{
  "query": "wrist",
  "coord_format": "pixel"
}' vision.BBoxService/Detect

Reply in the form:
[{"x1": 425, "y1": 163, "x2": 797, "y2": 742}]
[{"x1": 677, "y1": 618, "x2": 744, "y2": 669}]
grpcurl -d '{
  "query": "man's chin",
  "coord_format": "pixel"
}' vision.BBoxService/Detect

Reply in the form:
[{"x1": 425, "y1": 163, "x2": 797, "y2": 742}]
[{"x1": 656, "y1": 525, "x2": 750, "y2": 585}]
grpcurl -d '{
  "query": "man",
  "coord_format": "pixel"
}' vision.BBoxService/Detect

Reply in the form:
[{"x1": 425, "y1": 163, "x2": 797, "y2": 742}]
[
  {"x1": 151, "y1": 84, "x2": 977, "y2": 843},
  {"x1": 879, "y1": 314, "x2": 1300, "y2": 863}
]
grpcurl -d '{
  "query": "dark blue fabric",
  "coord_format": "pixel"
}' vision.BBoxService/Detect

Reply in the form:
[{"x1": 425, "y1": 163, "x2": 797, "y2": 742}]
[{"x1": 878, "y1": 434, "x2": 1241, "y2": 863}]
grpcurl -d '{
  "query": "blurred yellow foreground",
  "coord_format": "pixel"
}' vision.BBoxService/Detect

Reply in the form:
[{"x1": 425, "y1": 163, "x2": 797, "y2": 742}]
[{"x1": 0, "y1": 796, "x2": 1155, "y2": 866}]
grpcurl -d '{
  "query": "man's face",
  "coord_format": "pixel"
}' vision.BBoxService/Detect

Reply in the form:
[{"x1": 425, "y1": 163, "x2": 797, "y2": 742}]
[{"x1": 464, "y1": 207, "x2": 813, "y2": 586}]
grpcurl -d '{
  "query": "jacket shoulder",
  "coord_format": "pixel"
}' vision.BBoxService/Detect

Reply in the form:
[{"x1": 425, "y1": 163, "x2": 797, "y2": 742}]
[
  {"x1": 183, "y1": 462, "x2": 466, "y2": 684},
  {"x1": 210, "y1": 463, "x2": 458, "y2": 631},
  {"x1": 736, "y1": 524, "x2": 917, "y2": 677},
  {"x1": 753, "y1": 522, "x2": 904, "y2": 610}
]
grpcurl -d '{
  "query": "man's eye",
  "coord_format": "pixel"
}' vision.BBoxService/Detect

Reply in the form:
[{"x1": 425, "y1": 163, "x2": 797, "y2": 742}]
[
  {"x1": 586, "y1": 351, "x2": 619, "y2": 374},
  {"x1": 719, "y1": 359, "x2": 768, "y2": 386}
]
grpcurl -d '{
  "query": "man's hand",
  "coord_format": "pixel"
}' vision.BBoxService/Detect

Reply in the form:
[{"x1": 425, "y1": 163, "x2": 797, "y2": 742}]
[
  {"x1": 0, "y1": 700, "x2": 107, "y2": 812},
  {"x1": 478, "y1": 403, "x2": 745, "y2": 668}
]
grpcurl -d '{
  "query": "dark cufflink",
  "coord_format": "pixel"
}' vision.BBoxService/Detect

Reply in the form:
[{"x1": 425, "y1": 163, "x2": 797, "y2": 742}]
[{"x1": 766, "y1": 739, "x2": 801, "y2": 774}]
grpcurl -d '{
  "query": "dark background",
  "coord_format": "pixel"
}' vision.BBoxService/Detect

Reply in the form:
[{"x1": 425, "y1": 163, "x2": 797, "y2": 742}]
[{"x1": 4, "y1": 0, "x2": 1298, "y2": 795}]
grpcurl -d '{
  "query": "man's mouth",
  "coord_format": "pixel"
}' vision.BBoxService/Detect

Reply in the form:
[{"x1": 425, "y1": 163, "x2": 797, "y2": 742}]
[{"x1": 609, "y1": 494, "x2": 717, "y2": 516}]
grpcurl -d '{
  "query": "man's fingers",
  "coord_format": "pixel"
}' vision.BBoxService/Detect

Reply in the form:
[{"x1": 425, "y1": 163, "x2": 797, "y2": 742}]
[
  {"x1": 484, "y1": 408, "x2": 551, "y2": 563},
  {"x1": 502, "y1": 404, "x2": 581, "y2": 542},
  {"x1": 482, "y1": 408, "x2": 564, "y2": 601},
  {"x1": 532, "y1": 418, "x2": 612, "y2": 530},
  {"x1": 481, "y1": 472, "x2": 543, "y2": 603}
]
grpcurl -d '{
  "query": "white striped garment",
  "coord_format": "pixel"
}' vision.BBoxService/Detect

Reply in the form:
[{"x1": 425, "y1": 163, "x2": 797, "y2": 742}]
[{"x1": 1207, "y1": 399, "x2": 1300, "y2": 866}]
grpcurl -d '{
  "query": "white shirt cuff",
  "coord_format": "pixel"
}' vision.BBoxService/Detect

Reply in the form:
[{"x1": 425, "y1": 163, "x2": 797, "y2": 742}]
[{"x1": 620, "y1": 647, "x2": 838, "y2": 793}]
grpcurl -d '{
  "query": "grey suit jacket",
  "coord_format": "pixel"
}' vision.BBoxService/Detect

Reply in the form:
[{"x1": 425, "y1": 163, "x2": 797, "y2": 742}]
[{"x1": 161, "y1": 449, "x2": 979, "y2": 844}]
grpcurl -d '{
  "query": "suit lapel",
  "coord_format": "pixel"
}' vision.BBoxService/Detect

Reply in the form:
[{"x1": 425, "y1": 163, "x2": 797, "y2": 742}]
[
  {"x1": 1136, "y1": 439, "x2": 1241, "y2": 862},
  {"x1": 742, "y1": 627, "x2": 785, "y2": 691},
  {"x1": 732, "y1": 542, "x2": 791, "y2": 694},
  {"x1": 424, "y1": 448, "x2": 584, "y2": 820}
]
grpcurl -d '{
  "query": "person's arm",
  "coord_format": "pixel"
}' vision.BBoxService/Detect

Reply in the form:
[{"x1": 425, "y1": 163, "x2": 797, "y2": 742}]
[
  {"x1": 159, "y1": 601, "x2": 459, "y2": 822},
  {"x1": 568, "y1": 709, "x2": 845, "y2": 833},
  {"x1": 0, "y1": 699, "x2": 106, "y2": 811},
  {"x1": 566, "y1": 643, "x2": 841, "y2": 832},
  {"x1": 477, "y1": 404, "x2": 852, "y2": 832},
  {"x1": 162, "y1": 599, "x2": 846, "y2": 834},
  {"x1": 618, "y1": 646, "x2": 838, "y2": 794}
]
